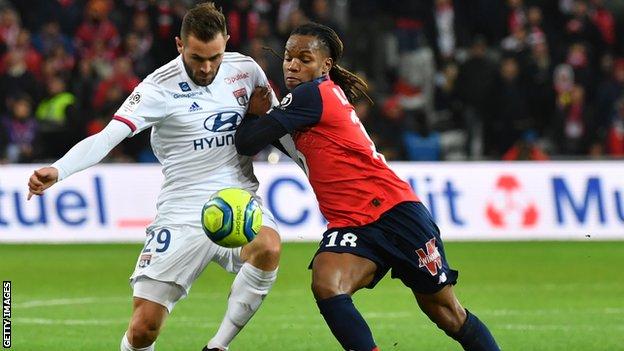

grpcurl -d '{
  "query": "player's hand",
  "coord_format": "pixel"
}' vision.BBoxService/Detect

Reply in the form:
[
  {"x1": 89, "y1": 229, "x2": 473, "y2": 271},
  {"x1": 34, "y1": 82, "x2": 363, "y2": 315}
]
[
  {"x1": 27, "y1": 167, "x2": 59, "y2": 200},
  {"x1": 247, "y1": 86, "x2": 272, "y2": 116}
]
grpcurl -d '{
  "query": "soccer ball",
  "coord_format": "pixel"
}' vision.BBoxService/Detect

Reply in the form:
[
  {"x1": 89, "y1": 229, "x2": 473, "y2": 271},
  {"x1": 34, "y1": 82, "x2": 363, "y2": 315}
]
[{"x1": 201, "y1": 188, "x2": 262, "y2": 248}]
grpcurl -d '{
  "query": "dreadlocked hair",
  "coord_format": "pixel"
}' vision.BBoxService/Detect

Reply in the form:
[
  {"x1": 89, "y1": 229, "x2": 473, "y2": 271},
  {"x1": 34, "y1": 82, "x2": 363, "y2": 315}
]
[{"x1": 291, "y1": 22, "x2": 372, "y2": 104}]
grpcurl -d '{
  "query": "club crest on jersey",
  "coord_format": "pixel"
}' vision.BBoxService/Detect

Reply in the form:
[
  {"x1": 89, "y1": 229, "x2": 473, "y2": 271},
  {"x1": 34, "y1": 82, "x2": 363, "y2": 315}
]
[
  {"x1": 204, "y1": 111, "x2": 242, "y2": 132},
  {"x1": 138, "y1": 254, "x2": 152, "y2": 268},
  {"x1": 233, "y1": 88, "x2": 248, "y2": 106},
  {"x1": 279, "y1": 93, "x2": 293, "y2": 108},
  {"x1": 178, "y1": 82, "x2": 191, "y2": 92},
  {"x1": 415, "y1": 238, "x2": 443, "y2": 276}
]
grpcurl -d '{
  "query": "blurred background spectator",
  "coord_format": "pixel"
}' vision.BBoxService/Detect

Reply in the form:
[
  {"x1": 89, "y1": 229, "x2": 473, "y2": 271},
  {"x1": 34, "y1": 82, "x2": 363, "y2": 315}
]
[
  {"x1": 0, "y1": 0, "x2": 623, "y2": 163},
  {"x1": 1, "y1": 93, "x2": 36, "y2": 163}
]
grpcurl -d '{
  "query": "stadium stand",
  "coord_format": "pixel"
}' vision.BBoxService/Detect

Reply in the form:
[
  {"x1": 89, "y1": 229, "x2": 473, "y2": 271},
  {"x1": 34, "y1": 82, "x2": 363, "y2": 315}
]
[{"x1": 0, "y1": 0, "x2": 623, "y2": 162}]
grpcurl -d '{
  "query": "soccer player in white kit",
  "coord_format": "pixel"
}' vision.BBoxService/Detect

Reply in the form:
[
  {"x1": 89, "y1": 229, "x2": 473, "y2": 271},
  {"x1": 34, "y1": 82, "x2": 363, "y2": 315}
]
[{"x1": 27, "y1": 3, "x2": 280, "y2": 351}]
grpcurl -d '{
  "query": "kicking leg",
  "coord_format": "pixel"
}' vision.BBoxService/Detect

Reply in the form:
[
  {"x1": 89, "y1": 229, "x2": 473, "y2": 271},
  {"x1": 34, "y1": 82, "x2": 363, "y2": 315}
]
[
  {"x1": 312, "y1": 252, "x2": 379, "y2": 351},
  {"x1": 414, "y1": 285, "x2": 500, "y2": 351},
  {"x1": 206, "y1": 226, "x2": 280, "y2": 350}
]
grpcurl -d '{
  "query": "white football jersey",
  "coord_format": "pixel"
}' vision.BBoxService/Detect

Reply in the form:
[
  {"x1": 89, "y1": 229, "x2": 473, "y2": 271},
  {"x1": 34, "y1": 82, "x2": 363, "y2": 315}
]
[{"x1": 114, "y1": 53, "x2": 276, "y2": 228}]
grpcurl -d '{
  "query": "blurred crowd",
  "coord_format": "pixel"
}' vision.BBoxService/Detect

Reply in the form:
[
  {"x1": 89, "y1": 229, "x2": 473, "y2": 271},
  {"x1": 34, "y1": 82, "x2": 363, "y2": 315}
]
[{"x1": 0, "y1": 0, "x2": 623, "y2": 164}]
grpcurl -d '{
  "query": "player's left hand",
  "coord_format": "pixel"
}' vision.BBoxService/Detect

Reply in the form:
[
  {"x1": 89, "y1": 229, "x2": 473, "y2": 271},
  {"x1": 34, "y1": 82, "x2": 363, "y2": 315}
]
[{"x1": 247, "y1": 86, "x2": 272, "y2": 116}]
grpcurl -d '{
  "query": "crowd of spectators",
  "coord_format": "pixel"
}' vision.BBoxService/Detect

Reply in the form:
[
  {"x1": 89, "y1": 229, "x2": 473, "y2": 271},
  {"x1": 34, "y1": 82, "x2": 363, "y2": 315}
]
[{"x1": 0, "y1": 0, "x2": 623, "y2": 163}]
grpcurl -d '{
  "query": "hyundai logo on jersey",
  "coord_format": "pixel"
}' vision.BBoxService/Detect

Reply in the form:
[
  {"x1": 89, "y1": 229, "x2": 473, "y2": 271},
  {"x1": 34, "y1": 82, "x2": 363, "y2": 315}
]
[
  {"x1": 204, "y1": 111, "x2": 242, "y2": 132},
  {"x1": 178, "y1": 82, "x2": 191, "y2": 92}
]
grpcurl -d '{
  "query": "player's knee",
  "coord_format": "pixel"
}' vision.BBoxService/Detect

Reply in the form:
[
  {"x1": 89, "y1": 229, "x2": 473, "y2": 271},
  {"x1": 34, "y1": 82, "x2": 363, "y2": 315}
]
[
  {"x1": 311, "y1": 279, "x2": 342, "y2": 300},
  {"x1": 244, "y1": 231, "x2": 281, "y2": 270},
  {"x1": 128, "y1": 318, "x2": 161, "y2": 347},
  {"x1": 255, "y1": 231, "x2": 281, "y2": 260}
]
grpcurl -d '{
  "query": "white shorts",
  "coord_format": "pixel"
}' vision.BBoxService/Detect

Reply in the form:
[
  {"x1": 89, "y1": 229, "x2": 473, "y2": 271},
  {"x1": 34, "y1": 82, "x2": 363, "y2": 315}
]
[
  {"x1": 129, "y1": 206, "x2": 278, "y2": 310},
  {"x1": 133, "y1": 277, "x2": 186, "y2": 313}
]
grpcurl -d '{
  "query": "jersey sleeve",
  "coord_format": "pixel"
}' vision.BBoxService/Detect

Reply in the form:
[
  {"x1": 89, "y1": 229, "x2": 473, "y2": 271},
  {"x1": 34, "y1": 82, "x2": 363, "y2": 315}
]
[
  {"x1": 113, "y1": 80, "x2": 167, "y2": 137},
  {"x1": 251, "y1": 60, "x2": 280, "y2": 106},
  {"x1": 266, "y1": 82, "x2": 323, "y2": 133}
]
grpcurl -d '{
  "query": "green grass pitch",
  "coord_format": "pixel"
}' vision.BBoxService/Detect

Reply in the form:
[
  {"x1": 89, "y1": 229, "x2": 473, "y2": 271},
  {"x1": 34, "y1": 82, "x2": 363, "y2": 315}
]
[{"x1": 1, "y1": 241, "x2": 623, "y2": 350}]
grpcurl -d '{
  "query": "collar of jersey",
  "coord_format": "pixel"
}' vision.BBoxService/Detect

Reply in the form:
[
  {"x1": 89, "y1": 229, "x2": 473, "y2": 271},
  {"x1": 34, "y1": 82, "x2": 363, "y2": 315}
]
[{"x1": 313, "y1": 75, "x2": 329, "y2": 84}]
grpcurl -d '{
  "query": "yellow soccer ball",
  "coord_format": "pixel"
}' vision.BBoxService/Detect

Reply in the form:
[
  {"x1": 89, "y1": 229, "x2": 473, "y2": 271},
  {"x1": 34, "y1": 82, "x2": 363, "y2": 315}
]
[{"x1": 201, "y1": 188, "x2": 262, "y2": 248}]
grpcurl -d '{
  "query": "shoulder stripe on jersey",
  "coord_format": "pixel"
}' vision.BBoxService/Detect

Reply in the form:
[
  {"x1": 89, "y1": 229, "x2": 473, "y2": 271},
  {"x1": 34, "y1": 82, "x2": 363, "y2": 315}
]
[
  {"x1": 223, "y1": 56, "x2": 253, "y2": 61},
  {"x1": 223, "y1": 59, "x2": 255, "y2": 64},
  {"x1": 155, "y1": 68, "x2": 182, "y2": 84},
  {"x1": 152, "y1": 65, "x2": 177, "y2": 79},
  {"x1": 113, "y1": 115, "x2": 137, "y2": 132},
  {"x1": 225, "y1": 53, "x2": 248, "y2": 58},
  {"x1": 152, "y1": 66, "x2": 180, "y2": 82}
]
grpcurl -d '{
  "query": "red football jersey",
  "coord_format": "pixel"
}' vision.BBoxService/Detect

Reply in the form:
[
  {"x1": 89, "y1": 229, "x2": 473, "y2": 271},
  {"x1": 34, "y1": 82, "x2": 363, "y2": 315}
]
[{"x1": 269, "y1": 76, "x2": 419, "y2": 228}]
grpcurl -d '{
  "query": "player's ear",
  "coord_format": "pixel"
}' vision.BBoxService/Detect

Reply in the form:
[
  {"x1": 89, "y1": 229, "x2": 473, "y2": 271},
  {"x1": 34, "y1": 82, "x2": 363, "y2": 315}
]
[
  {"x1": 323, "y1": 57, "x2": 333, "y2": 76},
  {"x1": 175, "y1": 36, "x2": 184, "y2": 54}
]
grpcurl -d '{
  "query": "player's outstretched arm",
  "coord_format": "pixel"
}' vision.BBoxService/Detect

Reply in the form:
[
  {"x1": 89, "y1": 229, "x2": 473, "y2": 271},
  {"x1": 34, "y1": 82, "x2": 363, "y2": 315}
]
[
  {"x1": 235, "y1": 114, "x2": 288, "y2": 156},
  {"x1": 235, "y1": 86, "x2": 288, "y2": 156},
  {"x1": 27, "y1": 119, "x2": 131, "y2": 199}
]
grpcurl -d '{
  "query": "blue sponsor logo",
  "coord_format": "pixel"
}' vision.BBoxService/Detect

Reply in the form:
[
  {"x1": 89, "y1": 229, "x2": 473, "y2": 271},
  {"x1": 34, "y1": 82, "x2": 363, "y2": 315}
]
[
  {"x1": 0, "y1": 176, "x2": 107, "y2": 227},
  {"x1": 406, "y1": 177, "x2": 465, "y2": 225},
  {"x1": 204, "y1": 111, "x2": 242, "y2": 132},
  {"x1": 189, "y1": 101, "x2": 202, "y2": 112},
  {"x1": 173, "y1": 91, "x2": 203, "y2": 99},
  {"x1": 267, "y1": 177, "x2": 312, "y2": 226},
  {"x1": 263, "y1": 175, "x2": 466, "y2": 228},
  {"x1": 192, "y1": 134, "x2": 235, "y2": 150},
  {"x1": 178, "y1": 82, "x2": 191, "y2": 92},
  {"x1": 553, "y1": 177, "x2": 624, "y2": 224}
]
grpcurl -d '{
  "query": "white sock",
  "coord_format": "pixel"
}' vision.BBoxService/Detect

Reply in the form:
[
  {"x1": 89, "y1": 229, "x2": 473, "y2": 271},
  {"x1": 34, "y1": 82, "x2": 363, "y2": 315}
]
[
  {"x1": 120, "y1": 332, "x2": 155, "y2": 351},
  {"x1": 207, "y1": 263, "x2": 278, "y2": 350}
]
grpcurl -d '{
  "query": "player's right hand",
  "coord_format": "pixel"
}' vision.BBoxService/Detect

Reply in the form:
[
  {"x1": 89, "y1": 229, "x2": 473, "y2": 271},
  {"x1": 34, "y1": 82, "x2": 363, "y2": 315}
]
[
  {"x1": 247, "y1": 86, "x2": 272, "y2": 116},
  {"x1": 27, "y1": 167, "x2": 59, "y2": 200}
]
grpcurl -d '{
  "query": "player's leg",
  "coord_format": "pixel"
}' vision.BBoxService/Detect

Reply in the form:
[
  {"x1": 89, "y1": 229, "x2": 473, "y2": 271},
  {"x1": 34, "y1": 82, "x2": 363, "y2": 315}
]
[
  {"x1": 312, "y1": 251, "x2": 380, "y2": 351},
  {"x1": 123, "y1": 225, "x2": 216, "y2": 351},
  {"x1": 239, "y1": 224, "x2": 281, "y2": 270},
  {"x1": 377, "y1": 201, "x2": 500, "y2": 350},
  {"x1": 414, "y1": 286, "x2": 499, "y2": 351},
  {"x1": 205, "y1": 221, "x2": 280, "y2": 350},
  {"x1": 122, "y1": 299, "x2": 167, "y2": 351},
  {"x1": 121, "y1": 278, "x2": 186, "y2": 351}
]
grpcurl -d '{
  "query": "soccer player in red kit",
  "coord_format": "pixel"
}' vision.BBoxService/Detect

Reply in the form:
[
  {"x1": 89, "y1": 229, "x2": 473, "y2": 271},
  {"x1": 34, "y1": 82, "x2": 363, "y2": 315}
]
[{"x1": 235, "y1": 23, "x2": 500, "y2": 351}]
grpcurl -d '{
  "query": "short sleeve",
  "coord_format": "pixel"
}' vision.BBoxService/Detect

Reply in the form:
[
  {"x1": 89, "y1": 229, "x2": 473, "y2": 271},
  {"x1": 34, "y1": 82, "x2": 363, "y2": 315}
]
[
  {"x1": 251, "y1": 60, "x2": 280, "y2": 106},
  {"x1": 267, "y1": 82, "x2": 323, "y2": 133},
  {"x1": 113, "y1": 80, "x2": 167, "y2": 137}
]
